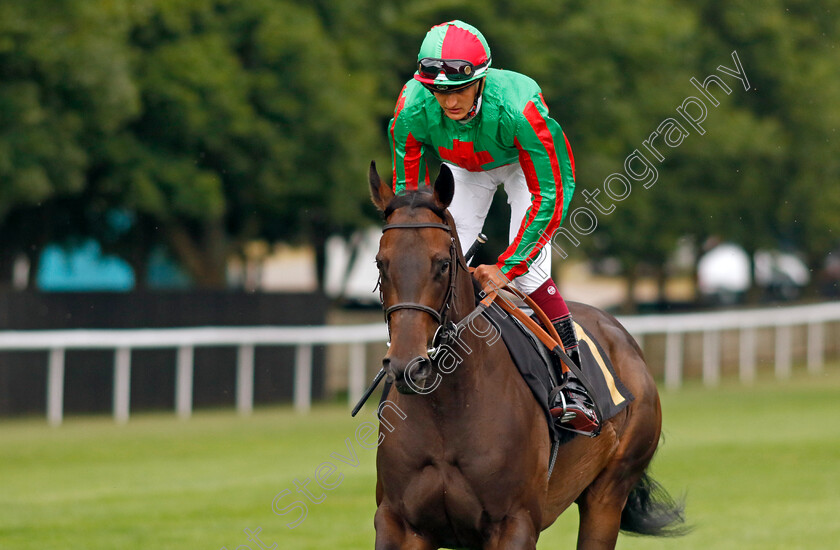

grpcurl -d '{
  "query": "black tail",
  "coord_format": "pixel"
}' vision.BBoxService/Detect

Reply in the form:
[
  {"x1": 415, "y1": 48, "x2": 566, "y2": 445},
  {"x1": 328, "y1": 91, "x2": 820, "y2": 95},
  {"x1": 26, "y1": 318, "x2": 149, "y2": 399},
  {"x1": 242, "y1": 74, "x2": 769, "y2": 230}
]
[{"x1": 620, "y1": 472, "x2": 690, "y2": 537}]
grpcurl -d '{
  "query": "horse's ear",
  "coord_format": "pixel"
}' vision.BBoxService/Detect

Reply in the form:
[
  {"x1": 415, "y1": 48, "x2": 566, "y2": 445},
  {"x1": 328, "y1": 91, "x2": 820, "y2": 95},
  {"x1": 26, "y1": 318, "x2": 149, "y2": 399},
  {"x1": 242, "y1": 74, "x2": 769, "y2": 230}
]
[
  {"x1": 433, "y1": 164, "x2": 454, "y2": 208},
  {"x1": 369, "y1": 161, "x2": 394, "y2": 212}
]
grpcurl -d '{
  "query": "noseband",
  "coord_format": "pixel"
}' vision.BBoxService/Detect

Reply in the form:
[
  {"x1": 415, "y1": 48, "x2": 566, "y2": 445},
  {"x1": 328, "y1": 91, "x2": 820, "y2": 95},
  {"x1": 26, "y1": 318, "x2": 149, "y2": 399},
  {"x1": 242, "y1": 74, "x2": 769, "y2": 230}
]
[{"x1": 379, "y1": 221, "x2": 462, "y2": 350}]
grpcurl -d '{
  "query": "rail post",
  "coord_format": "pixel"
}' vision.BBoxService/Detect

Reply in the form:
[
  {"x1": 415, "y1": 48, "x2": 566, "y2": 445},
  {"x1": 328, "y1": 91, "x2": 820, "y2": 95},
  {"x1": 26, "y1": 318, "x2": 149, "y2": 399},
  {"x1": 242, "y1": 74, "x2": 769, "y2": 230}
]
[
  {"x1": 47, "y1": 348, "x2": 65, "y2": 427},
  {"x1": 113, "y1": 347, "x2": 132, "y2": 424},
  {"x1": 176, "y1": 346, "x2": 194, "y2": 419},
  {"x1": 294, "y1": 344, "x2": 312, "y2": 413},
  {"x1": 237, "y1": 344, "x2": 255, "y2": 416}
]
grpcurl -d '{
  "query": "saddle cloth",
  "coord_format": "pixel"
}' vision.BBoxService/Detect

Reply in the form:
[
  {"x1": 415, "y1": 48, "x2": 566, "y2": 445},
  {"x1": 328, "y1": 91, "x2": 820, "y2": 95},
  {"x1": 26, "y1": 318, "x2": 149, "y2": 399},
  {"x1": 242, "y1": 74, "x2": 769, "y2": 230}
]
[{"x1": 484, "y1": 302, "x2": 634, "y2": 444}]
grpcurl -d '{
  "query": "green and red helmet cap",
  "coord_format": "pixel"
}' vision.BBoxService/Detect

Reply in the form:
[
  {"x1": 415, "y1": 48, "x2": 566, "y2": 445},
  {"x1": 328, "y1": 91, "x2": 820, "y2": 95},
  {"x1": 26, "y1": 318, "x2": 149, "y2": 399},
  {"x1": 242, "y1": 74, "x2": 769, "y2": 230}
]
[{"x1": 415, "y1": 20, "x2": 491, "y2": 92}]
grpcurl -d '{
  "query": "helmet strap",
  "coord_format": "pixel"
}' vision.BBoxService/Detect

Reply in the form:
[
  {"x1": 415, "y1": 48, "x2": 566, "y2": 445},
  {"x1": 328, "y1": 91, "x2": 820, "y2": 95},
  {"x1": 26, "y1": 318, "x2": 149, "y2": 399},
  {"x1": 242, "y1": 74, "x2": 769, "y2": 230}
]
[{"x1": 460, "y1": 77, "x2": 485, "y2": 123}]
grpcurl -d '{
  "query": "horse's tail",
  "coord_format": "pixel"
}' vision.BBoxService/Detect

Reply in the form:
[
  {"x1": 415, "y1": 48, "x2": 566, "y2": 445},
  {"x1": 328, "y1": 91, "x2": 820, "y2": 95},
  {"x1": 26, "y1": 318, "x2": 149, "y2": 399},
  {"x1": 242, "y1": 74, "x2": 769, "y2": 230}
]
[{"x1": 619, "y1": 471, "x2": 690, "y2": 537}]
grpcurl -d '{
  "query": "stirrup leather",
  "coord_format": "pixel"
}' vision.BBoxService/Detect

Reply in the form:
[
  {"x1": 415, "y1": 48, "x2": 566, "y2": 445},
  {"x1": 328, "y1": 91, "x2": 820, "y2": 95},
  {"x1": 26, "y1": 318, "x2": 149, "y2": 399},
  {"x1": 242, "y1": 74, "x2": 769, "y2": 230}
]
[{"x1": 474, "y1": 284, "x2": 600, "y2": 436}]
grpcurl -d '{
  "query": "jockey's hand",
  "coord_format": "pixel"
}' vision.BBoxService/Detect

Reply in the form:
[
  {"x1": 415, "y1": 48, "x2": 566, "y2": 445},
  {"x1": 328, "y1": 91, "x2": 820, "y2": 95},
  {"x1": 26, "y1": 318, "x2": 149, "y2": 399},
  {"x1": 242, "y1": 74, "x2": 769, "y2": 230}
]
[{"x1": 473, "y1": 264, "x2": 510, "y2": 293}]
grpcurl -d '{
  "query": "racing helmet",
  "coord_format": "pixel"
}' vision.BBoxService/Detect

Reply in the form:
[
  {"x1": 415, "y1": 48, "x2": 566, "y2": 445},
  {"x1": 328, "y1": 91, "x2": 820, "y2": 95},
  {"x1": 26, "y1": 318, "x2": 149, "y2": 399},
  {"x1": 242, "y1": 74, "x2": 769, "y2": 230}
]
[{"x1": 415, "y1": 20, "x2": 491, "y2": 92}]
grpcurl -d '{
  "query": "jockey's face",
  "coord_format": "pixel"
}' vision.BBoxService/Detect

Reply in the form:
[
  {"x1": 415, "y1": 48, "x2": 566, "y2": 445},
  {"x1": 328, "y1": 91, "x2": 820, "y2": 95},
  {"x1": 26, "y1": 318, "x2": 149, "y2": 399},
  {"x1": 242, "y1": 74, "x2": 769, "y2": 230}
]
[{"x1": 432, "y1": 82, "x2": 479, "y2": 120}]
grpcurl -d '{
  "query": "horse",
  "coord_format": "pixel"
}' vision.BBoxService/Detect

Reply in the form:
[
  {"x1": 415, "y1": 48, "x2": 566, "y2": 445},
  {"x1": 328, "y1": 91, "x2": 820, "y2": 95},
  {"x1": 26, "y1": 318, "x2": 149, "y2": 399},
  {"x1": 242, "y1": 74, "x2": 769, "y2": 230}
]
[{"x1": 368, "y1": 162, "x2": 685, "y2": 550}]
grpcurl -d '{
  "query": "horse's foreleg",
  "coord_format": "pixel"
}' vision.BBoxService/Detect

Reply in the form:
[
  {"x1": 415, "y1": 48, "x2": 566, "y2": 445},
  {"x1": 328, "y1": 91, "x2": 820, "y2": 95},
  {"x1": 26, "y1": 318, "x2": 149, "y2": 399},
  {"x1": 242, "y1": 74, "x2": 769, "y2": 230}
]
[
  {"x1": 483, "y1": 513, "x2": 538, "y2": 550},
  {"x1": 374, "y1": 506, "x2": 437, "y2": 550}
]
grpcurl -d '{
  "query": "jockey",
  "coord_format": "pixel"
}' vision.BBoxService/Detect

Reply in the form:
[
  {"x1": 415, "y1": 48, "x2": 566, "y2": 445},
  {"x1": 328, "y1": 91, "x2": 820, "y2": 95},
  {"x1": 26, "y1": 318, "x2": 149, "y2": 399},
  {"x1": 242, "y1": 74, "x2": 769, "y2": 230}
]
[{"x1": 389, "y1": 20, "x2": 599, "y2": 435}]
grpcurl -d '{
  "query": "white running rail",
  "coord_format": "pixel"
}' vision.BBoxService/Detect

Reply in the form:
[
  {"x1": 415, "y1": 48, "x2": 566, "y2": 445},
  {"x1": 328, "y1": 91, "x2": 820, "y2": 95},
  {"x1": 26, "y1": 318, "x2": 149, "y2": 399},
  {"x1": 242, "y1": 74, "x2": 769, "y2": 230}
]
[{"x1": 1, "y1": 301, "x2": 837, "y2": 426}]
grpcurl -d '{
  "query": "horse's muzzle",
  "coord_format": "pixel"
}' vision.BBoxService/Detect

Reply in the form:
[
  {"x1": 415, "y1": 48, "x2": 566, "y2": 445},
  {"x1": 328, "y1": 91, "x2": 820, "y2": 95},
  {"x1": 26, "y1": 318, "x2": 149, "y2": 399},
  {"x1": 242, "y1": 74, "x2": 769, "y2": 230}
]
[{"x1": 383, "y1": 356, "x2": 435, "y2": 394}]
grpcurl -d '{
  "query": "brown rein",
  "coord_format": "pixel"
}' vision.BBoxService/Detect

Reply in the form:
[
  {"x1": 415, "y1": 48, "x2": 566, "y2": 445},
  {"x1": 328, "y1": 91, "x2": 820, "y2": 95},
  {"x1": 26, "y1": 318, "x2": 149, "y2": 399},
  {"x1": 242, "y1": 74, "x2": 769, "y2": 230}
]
[
  {"x1": 380, "y1": 219, "x2": 570, "y2": 376},
  {"x1": 477, "y1": 283, "x2": 570, "y2": 375}
]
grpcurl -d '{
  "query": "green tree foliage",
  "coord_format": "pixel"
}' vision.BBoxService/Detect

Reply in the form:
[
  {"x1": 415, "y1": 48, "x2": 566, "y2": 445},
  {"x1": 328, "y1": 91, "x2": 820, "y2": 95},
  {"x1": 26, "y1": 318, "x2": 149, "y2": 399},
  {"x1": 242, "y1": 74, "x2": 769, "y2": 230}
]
[
  {"x1": 0, "y1": 0, "x2": 138, "y2": 282},
  {"x1": 102, "y1": 0, "x2": 383, "y2": 286},
  {"x1": 482, "y1": 0, "x2": 837, "y2": 307},
  {"x1": 0, "y1": 0, "x2": 383, "y2": 288},
  {"x1": 0, "y1": 0, "x2": 836, "y2": 300},
  {"x1": 690, "y1": 0, "x2": 840, "y2": 277}
]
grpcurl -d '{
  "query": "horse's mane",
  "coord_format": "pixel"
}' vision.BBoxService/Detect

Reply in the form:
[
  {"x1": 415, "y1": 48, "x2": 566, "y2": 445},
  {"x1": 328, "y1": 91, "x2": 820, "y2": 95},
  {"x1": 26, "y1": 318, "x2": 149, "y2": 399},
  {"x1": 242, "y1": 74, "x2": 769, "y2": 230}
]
[{"x1": 383, "y1": 189, "x2": 447, "y2": 222}]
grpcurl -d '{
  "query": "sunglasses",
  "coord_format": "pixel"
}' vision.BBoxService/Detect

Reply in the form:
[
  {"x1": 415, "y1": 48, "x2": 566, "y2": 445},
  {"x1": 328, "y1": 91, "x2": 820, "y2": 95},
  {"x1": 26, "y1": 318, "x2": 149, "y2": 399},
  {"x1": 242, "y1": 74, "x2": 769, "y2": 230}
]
[{"x1": 417, "y1": 57, "x2": 488, "y2": 81}]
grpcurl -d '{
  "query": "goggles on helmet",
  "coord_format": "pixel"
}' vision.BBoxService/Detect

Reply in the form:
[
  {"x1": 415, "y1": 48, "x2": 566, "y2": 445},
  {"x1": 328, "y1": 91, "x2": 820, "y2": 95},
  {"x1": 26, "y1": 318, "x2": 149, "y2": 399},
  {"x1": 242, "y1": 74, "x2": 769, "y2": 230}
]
[
  {"x1": 421, "y1": 79, "x2": 480, "y2": 94},
  {"x1": 417, "y1": 57, "x2": 489, "y2": 82}
]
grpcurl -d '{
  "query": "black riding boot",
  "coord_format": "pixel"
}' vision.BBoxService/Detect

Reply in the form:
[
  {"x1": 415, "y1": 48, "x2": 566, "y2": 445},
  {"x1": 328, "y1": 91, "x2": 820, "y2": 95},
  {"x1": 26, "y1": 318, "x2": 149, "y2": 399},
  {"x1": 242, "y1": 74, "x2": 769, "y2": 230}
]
[
  {"x1": 550, "y1": 315, "x2": 600, "y2": 436},
  {"x1": 553, "y1": 314, "x2": 580, "y2": 367}
]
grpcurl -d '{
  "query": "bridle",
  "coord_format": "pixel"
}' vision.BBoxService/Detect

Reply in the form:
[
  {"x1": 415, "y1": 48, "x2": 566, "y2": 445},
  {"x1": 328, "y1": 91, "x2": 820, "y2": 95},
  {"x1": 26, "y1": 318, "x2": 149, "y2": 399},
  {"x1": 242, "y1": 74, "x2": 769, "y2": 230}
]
[{"x1": 379, "y1": 220, "x2": 465, "y2": 356}]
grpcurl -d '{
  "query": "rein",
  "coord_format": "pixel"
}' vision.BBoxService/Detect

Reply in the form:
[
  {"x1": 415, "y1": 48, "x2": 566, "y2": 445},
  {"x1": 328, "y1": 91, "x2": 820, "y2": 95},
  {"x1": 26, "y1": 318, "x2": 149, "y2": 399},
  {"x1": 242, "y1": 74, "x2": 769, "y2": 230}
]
[{"x1": 379, "y1": 219, "x2": 569, "y2": 370}]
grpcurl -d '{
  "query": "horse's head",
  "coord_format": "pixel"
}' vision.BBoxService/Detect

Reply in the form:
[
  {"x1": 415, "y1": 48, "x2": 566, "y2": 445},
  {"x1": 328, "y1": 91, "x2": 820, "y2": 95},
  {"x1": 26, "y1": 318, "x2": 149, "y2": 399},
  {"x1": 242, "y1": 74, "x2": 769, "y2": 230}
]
[{"x1": 369, "y1": 161, "x2": 462, "y2": 394}]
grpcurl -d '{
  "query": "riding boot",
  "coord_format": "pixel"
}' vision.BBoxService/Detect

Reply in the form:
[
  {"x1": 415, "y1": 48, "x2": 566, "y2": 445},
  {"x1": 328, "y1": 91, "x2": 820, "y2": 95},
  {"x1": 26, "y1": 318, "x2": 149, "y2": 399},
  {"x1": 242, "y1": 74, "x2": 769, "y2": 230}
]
[
  {"x1": 549, "y1": 315, "x2": 600, "y2": 436},
  {"x1": 553, "y1": 314, "x2": 580, "y2": 367}
]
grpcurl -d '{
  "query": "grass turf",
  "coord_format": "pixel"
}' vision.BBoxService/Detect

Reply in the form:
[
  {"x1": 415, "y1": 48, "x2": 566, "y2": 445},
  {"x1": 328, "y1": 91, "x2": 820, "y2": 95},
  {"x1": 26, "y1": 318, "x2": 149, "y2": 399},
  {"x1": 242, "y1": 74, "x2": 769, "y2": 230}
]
[{"x1": 1, "y1": 368, "x2": 839, "y2": 549}]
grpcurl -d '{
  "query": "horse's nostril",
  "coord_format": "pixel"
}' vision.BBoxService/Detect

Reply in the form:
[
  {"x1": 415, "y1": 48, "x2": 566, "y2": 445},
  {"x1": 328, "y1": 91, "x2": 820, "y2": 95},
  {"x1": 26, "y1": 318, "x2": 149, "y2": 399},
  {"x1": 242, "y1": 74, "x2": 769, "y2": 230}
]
[
  {"x1": 382, "y1": 358, "x2": 396, "y2": 382},
  {"x1": 418, "y1": 357, "x2": 432, "y2": 373},
  {"x1": 407, "y1": 356, "x2": 432, "y2": 380}
]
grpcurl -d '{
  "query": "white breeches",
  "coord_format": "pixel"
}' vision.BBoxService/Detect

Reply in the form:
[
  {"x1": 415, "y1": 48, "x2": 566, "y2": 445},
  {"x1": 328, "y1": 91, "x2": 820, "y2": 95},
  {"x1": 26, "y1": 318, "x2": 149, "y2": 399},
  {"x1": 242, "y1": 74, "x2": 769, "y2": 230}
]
[{"x1": 445, "y1": 162, "x2": 551, "y2": 294}]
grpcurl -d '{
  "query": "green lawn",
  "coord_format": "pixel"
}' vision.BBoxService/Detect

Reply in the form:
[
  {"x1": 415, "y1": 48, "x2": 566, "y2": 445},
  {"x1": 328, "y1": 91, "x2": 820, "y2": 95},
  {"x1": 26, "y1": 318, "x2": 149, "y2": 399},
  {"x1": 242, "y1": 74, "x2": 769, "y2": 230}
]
[{"x1": 1, "y1": 368, "x2": 839, "y2": 549}]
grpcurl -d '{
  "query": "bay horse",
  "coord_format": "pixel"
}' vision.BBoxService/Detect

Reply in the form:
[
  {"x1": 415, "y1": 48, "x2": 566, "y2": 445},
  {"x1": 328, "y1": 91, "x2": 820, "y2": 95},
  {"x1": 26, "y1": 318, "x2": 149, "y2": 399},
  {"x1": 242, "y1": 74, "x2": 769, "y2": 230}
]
[{"x1": 369, "y1": 162, "x2": 685, "y2": 549}]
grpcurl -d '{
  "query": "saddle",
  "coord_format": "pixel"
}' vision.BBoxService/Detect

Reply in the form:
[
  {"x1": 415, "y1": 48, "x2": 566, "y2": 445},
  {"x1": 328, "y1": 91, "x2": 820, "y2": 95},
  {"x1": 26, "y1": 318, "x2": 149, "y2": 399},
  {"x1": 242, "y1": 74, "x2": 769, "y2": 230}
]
[{"x1": 479, "y1": 287, "x2": 634, "y2": 445}]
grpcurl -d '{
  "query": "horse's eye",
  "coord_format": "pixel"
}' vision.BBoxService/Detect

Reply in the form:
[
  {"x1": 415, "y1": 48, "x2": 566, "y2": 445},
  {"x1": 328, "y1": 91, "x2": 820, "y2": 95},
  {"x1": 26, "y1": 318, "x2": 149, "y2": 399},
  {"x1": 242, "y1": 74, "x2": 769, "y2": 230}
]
[{"x1": 439, "y1": 260, "x2": 451, "y2": 275}]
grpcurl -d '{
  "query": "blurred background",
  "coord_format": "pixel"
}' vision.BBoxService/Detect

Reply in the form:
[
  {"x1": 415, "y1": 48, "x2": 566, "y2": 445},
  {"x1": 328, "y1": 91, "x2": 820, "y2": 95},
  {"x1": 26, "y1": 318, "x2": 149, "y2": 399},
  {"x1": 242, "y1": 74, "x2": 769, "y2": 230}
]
[
  {"x1": 1, "y1": 0, "x2": 838, "y2": 304},
  {"x1": 0, "y1": 1, "x2": 838, "y2": 549}
]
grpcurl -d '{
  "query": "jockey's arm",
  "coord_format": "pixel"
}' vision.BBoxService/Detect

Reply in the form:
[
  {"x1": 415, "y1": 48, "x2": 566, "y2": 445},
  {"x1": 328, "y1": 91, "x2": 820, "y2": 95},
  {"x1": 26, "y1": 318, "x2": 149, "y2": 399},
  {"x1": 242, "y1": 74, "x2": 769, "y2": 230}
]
[
  {"x1": 389, "y1": 85, "x2": 430, "y2": 193},
  {"x1": 495, "y1": 96, "x2": 576, "y2": 281}
]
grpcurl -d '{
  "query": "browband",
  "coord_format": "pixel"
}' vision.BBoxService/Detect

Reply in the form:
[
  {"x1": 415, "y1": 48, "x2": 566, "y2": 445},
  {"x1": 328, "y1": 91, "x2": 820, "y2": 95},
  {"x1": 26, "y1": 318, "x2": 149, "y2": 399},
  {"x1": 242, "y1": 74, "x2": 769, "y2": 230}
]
[{"x1": 382, "y1": 223, "x2": 451, "y2": 232}]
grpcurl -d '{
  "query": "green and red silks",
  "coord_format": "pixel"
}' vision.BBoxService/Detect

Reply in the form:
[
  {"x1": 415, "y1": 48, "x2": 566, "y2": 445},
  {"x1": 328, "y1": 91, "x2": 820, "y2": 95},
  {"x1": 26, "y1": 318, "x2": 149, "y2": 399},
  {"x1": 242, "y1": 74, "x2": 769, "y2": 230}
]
[{"x1": 388, "y1": 68, "x2": 576, "y2": 280}]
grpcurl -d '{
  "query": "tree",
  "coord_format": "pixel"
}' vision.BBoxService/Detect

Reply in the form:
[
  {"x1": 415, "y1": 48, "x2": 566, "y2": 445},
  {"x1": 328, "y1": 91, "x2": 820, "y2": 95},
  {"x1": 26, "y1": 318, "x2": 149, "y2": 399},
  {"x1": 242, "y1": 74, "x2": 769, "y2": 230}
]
[
  {"x1": 100, "y1": 0, "x2": 384, "y2": 287},
  {"x1": 687, "y1": 0, "x2": 840, "y2": 299},
  {"x1": 1, "y1": 0, "x2": 837, "y2": 302},
  {"x1": 0, "y1": 0, "x2": 386, "y2": 289},
  {"x1": 0, "y1": 0, "x2": 138, "y2": 286},
  {"x1": 487, "y1": 0, "x2": 821, "y2": 309}
]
